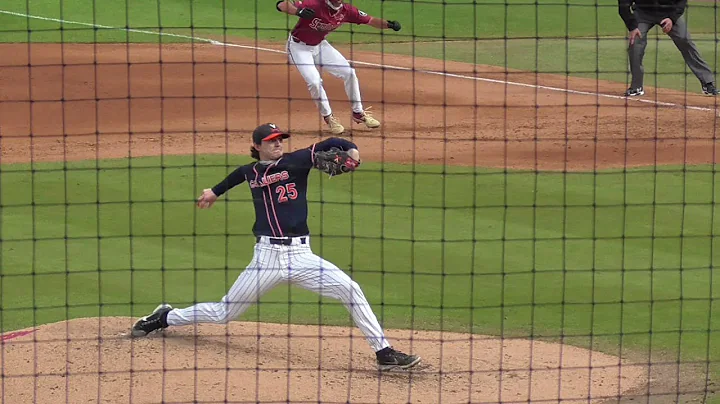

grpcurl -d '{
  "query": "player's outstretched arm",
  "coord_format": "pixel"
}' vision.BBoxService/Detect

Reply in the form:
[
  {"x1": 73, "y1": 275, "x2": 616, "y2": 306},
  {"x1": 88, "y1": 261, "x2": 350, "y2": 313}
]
[
  {"x1": 197, "y1": 189, "x2": 218, "y2": 209},
  {"x1": 197, "y1": 166, "x2": 247, "y2": 209},
  {"x1": 367, "y1": 17, "x2": 401, "y2": 31},
  {"x1": 275, "y1": 0, "x2": 297, "y2": 14},
  {"x1": 276, "y1": 0, "x2": 315, "y2": 19}
]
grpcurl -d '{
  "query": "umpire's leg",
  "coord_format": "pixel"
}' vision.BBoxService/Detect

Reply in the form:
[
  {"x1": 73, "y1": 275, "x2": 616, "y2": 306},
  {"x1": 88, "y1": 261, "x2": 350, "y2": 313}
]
[
  {"x1": 666, "y1": 15, "x2": 715, "y2": 87},
  {"x1": 628, "y1": 17, "x2": 655, "y2": 89}
]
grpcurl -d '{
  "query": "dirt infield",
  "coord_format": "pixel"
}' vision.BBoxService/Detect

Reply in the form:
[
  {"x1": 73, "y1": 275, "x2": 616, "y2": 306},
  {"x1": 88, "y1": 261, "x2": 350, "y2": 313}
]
[
  {"x1": 1, "y1": 318, "x2": 652, "y2": 404},
  {"x1": 1, "y1": 42, "x2": 718, "y2": 169},
  {"x1": 0, "y1": 41, "x2": 717, "y2": 402}
]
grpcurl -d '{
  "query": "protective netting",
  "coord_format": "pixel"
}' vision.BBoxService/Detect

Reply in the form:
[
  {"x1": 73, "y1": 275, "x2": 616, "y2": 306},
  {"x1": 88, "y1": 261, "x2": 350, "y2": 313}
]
[{"x1": 0, "y1": 0, "x2": 717, "y2": 402}]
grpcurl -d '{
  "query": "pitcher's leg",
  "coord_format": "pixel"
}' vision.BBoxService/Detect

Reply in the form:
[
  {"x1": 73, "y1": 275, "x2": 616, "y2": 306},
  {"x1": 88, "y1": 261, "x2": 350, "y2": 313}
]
[
  {"x1": 167, "y1": 266, "x2": 284, "y2": 325},
  {"x1": 290, "y1": 251, "x2": 389, "y2": 351},
  {"x1": 167, "y1": 245, "x2": 285, "y2": 325},
  {"x1": 288, "y1": 250, "x2": 421, "y2": 370},
  {"x1": 131, "y1": 245, "x2": 286, "y2": 336}
]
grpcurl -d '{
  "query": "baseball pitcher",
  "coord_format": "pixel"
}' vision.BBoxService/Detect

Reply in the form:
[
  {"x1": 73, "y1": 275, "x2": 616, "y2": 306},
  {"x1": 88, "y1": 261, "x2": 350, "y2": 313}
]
[
  {"x1": 131, "y1": 123, "x2": 422, "y2": 371},
  {"x1": 276, "y1": 0, "x2": 402, "y2": 134}
]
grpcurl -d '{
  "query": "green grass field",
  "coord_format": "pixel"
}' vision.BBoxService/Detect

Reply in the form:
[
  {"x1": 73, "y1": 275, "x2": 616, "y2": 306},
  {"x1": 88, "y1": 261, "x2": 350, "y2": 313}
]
[
  {"x1": 0, "y1": 0, "x2": 719, "y2": 399},
  {"x1": 1, "y1": 157, "x2": 719, "y2": 365}
]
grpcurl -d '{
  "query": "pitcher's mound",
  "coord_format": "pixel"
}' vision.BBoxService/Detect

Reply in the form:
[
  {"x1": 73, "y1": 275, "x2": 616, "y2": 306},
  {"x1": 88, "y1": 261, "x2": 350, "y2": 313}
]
[{"x1": 1, "y1": 317, "x2": 647, "y2": 403}]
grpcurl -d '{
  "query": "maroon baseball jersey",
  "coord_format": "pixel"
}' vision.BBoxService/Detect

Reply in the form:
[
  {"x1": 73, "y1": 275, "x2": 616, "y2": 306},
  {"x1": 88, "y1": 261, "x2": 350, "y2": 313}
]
[{"x1": 291, "y1": 0, "x2": 372, "y2": 46}]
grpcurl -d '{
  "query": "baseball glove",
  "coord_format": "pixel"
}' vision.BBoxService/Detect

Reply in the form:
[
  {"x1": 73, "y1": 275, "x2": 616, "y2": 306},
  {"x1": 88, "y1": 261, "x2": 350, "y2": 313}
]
[{"x1": 313, "y1": 147, "x2": 360, "y2": 177}]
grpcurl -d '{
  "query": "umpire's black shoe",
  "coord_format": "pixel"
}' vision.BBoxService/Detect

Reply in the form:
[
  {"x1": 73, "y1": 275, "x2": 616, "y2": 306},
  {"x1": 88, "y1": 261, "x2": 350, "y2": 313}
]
[
  {"x1": 376, "y1": 347, "x2": 422, "y2": 371},
  {"x1": 702, "y1": 82, "x2": 718, "y2": 96},
  {"x1": 131, "y1": 304, "x2": 172, "y2": 337},
  {"x1": 624, "y1": 87, "x2": 644, "y2": 97}
]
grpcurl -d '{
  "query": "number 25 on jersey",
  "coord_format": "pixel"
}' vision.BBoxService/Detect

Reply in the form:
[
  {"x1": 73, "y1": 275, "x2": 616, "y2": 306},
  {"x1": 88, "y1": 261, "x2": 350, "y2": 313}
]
[{"x1": 276, "y1": 183, "x2": 298, "y2": 203}]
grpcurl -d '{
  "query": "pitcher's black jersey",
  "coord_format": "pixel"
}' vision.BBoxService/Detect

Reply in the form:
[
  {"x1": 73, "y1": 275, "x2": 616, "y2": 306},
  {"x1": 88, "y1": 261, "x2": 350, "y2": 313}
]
[{"x1": 211, "y1": 137, "x2": 358, "y2": 237}]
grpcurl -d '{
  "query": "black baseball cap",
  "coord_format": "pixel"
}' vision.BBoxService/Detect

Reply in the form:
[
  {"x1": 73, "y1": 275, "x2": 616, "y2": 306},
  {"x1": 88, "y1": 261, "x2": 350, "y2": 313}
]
[{"x1": 252, "y1": 123, "x2": 290, "y2": 144}]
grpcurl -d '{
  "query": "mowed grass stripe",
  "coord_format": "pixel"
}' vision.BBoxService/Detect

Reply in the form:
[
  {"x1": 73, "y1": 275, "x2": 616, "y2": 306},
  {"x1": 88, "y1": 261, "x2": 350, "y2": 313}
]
[{"x1": 0, "y1": 155, "x2": 717, "y2": 365}]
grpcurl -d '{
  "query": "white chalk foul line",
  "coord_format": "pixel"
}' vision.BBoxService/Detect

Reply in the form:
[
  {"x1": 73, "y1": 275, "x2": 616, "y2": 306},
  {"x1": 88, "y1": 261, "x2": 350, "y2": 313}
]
[{"x1": 1, "y1": 9, "x2": 716, "y2": 114}]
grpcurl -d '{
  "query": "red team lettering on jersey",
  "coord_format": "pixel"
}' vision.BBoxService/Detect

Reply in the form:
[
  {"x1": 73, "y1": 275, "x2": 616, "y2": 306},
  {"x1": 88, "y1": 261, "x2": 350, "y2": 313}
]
[
  {"x1": 291, "y1": 0, "x2": 371, "y2": 45},
  {"x1": 249, "y1": 170, "x2": 290, "y2": 189}
]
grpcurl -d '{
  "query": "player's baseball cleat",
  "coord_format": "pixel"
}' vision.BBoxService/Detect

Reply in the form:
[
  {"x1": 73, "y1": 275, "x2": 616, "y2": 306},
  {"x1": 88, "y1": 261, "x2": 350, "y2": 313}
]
[
  {"x1": 131, "y1": 304, "x2": 172, "y2": 337},
  {"x1": 352, "y1": 108, "x2": 380, "y2": 128},
  {"x1": 624, "y1": 87, "x2": 644, "y2": 97},
  {"x1": 702, "y1": 82, "x2": 718, "y2": 96},
  {"x1": 324, "y1": 114, "x2": 345, "y2": 134},
  {"x1": 375, "y1": 347, "x2": 421, "y2": 371}
]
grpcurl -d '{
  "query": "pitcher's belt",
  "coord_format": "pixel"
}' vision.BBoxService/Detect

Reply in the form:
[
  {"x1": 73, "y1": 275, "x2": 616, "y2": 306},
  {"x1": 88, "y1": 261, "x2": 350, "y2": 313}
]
[{"x1": 256, "y1": 236, "x2": 308, "y2": 246}]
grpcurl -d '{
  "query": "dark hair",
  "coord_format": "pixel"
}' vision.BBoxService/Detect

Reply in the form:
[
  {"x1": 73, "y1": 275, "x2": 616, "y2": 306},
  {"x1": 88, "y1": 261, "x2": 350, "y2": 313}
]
[{"x1": 250, "y1": 144, "x2": 260, "y2": 160}]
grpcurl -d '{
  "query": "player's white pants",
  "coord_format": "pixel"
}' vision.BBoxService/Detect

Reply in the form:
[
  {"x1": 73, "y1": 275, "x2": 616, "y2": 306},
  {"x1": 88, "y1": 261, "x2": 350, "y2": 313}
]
[
  {"x1": 286, "y1": 37, "x2": 364, "y2": 117},
  {"x1": 166, "y1": 236, "x2": 391, "y2": 352}
]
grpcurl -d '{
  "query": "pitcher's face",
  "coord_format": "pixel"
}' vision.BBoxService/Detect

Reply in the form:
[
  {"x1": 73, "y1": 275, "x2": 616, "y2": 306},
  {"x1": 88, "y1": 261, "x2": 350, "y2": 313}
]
[{"x1": 255, "y1": 138, "x2": 284, "y2": 161}]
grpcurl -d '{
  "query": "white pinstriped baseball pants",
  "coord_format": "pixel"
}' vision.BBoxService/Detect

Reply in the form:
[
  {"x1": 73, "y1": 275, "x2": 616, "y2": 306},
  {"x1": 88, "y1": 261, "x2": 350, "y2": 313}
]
[{"x1": 166, "y1": 236, "x2": 391, "y2": 352}]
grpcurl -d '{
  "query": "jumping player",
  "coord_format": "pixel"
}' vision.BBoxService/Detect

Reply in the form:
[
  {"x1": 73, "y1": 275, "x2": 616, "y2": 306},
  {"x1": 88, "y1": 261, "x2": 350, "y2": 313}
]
[
  {"x1": 276, "y1": 0, "x2": 402, "y2": 135},
  {"x1": 131, "y1": 123, "x2": 422, "y2": 371}
]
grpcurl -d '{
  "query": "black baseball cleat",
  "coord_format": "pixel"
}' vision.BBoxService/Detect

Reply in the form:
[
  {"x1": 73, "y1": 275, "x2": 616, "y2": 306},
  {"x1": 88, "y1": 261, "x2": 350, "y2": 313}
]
[
  {"x1": 702, "y1": 82, "x2": 718, "y2": 96},
  {"x1": 376, "y1": 347, "x2": 422, "y2": 371},
  {"x1": 131, "y1": 304, "x2": 172, "y2": 337},
  {"x1": 624, "y1": 87, "x2": 644, "y2": 97}
]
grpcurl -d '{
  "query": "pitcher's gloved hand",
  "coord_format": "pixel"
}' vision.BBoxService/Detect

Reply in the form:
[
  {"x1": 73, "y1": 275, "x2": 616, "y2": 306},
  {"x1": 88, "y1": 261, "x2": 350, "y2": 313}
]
[{"x1": 313, "y1": 147, "x2": 360, "y2": 177}]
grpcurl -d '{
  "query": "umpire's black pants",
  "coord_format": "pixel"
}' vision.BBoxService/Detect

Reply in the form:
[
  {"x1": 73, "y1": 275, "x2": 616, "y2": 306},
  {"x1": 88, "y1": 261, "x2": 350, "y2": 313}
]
[{"x1": 628, "y1": 8, "x2": 715, "y2": 89}]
